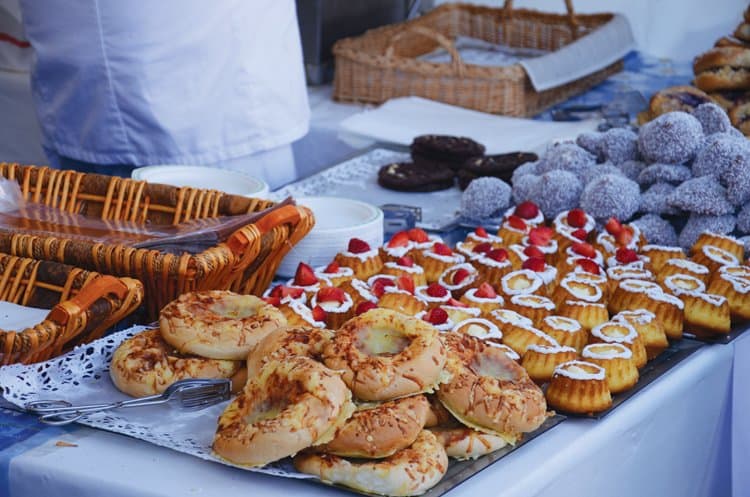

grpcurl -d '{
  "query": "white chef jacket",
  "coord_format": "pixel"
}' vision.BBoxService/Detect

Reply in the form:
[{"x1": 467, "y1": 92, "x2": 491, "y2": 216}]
[{"x1": 16, "y1": 0, "x2": 310, "y2": 169}]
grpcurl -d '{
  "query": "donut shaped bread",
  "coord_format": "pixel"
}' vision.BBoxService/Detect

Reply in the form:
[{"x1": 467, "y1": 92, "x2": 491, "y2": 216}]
[
  {"x1": 246, "y1": 326, "x2": 334, "y2": 378},
  {"x1": 213, "y1": 357, "x2": 354, "y2": 467},
  {"x1": 160, "y1": 290, "x2": 286, "y2": 360},
  {"x1": 317, "y1": 394, "x2": 429, "y2": 458},
  {"x1": 294, "y1": 430, "x2": 448, "y2": 497},
  {"x1": 437, "y1": 333, "x2": 547, "y2": 438},
  {"x1": 323, "y1": 309, "x2": 447, "y2": 401},
  {"x1": 110, "y1": 329, "x2": 244, "y2": 397},
  {"x1": 430, "y1": 426, "x2": 508, "y2": 460}
]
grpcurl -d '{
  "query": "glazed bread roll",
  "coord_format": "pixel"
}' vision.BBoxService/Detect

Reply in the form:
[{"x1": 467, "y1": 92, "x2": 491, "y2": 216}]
[
  {"x1": 160, "y1": 290, "x2": 286, "y2": 360},
  {"x1": 246, "y1": 326, "x2": 333, "y2": 378}
]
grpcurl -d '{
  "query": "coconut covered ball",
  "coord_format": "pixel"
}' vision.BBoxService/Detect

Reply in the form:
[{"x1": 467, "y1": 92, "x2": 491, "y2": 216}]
[
  {"x1": 617, "y1": 160, "x2": 647, "y2": 181},
  {"x1": 632, "y1": 214, "x2": 679, "y2": 246},
  {"x1": 533, "y1": 169, "x2": 584, "y2": 219},
  {"x1": 576, "y1": 132, "x2": 604, "y2": 161},
  {"x1": 723, "y1": 154, "x2": 750, "y2": 207},
  {"x1": 639, "y1": 182, "x2": 681, "y2": 216},
  {"x1": 600, "y1": 128, "x2": 639, "y2": 165},
  {"x1": 537, "y1": 142, "x2": 596, "y2": 175},
  {"x1": 582, "y1": 163, "x2": 623, "y2": 185},
  {"x1": 579, "y1": 173, "x2": 640, "y2": 222},
  {"x1": 461, "y1": 177, "x2": 511, "y2": 220},
  {"x1": 737, "y1": 203, "x2": 750, "y2": 235},
  {"x1": 637, "y1": 163, "x2": 692, "y2": 187},
  {"x1": 666, "y1": 176, "x2": 734, "y2": 216},
  {"x1": 692, "y1": 102, "x2": 733, "y2": 136},
  {"x1": 638, "y1": 111, "x2": 703, "y2": 164},
  {"x1": 512, "y1": 174, "x2": 541, "y2": 205},
  {"x1": 511, "y1": 161, "x2": 540, "y2": 183},
  {"x1": 692, "y1": 133, "x2": 750, "y2": 182},
  {"x1": 678, "y1": 213, "x2": 737, "y2": 249}
]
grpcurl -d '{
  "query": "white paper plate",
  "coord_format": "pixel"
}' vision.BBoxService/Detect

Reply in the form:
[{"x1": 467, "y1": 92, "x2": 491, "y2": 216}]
[
  {"x1": 131, "y1": 165, "x2": 269, "y2": 198},
  {"x1": 277, "y1": 196, "x2": 383, "y2": 277}
]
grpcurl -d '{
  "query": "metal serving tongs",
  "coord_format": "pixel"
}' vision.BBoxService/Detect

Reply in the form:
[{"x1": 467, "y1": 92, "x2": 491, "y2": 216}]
[{"x1": 25, "y1": 378, "x2": 231, "y2": 426}]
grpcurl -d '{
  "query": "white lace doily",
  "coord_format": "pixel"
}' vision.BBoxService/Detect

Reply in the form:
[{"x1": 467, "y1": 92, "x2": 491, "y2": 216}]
[
  {"x1": 0, "y1": 326, "x2": 311, "y2": 480},
  {"x1": 272, "y1": 148, "x2": 463, "y2": 231}
]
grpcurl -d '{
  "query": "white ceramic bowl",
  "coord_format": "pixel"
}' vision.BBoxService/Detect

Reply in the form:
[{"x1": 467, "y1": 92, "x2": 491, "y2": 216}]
[
  {"x1": 277, "y1": 196, "x2": 384, "y2": 278},
  {"x1": 131, "y1": 165, "x2": 269, "y2": 198}
]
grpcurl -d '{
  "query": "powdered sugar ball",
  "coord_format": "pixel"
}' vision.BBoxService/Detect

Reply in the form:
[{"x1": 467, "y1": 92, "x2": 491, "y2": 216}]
[
  {"x1": 721, "y1": 147, "x2": 750, "y2": 206},
  {"x1": 637, "y1": 163, "x2": 692, "y2": 187},
  {"x1": 582, "y1": 163, "x2": 623, "y2": 185},
  {"x1": 461, "y1": 177, "x2": 511, "y2": 220},
  {"x1": 639, "y1": 182, "x2": 681, "y2": 216},
  {"x1": 511, "y1": 161, "x2": 540, "y2": 183},
  {"x1": 512, "y1": 174, "x2": 541, "y2": 204},
  {"x1": 533, "y1": 170, "x2": 584, "y2": 219},
  {"x1": 638, "y1": 112, "x2": 703, "y2": 164},
  {"x1": 537, "y1": 142, "x2": 596, "y2": 175},
  {"x1": 617, "y1": 160, "x2": 647, "y2": 181},
  {"x1": 666, "y1": 176, "x2": 734, "y2": 215},
  {"x1": 692, "y1": 133, "x2": 750, "y2": 182},
  {"x1": 632, "y1": 214, "x2": 678, "y2": 246},
  {"x1": 576, "y1": 132, "x2": 604, "y2": 161},
  {"x1": 579, "y1": 174, "x2": 640, "y2": 221},
  {"x1": 678, "y1": 213, "x2": 736, "y2": 249},
  {"x1": 692, "y1": 103, "x2": 733, "y2": 135},
  {"x1": 737, "y1": 203, "x2": 750, "y2": 234},
  {"x1": 600, "y1": 128, "x2": 639, "y2": 165}
]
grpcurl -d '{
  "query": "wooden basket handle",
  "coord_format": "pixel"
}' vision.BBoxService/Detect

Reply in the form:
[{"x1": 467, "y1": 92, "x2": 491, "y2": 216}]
[
  {"x1": 384, "y1": 25, "x2": 466, "y2": 77},
  {"x1": 47, "y1": 275, "x2": 129, "y2": 326},
  {"x1": 503, "y1": 0, "x2": 580, "y2": 38},
  {"x1": 226, "y1": 204, "x2": 302, "y2": 255}
]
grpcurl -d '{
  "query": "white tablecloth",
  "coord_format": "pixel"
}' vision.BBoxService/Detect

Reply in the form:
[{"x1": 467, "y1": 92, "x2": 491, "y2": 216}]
[
  {"x1": 733, "y1": 333, "x2": 750, "y2": 497},
  {"x1": 5, "y1": 344, "x2": 733, "y2": 497}
]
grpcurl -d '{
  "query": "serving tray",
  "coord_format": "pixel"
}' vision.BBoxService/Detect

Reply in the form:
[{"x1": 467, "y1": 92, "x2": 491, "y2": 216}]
[{"x1": 684, "y1": 320, "x2": 750, "y2": 345}]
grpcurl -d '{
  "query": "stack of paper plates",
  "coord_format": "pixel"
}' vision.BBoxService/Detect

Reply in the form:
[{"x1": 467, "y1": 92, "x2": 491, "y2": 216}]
[
  {"x1": 277, "y1": 196, "x2": 383, "y2": 278},
  {"x1": 131, "y1": 165, "x2": 270, "y2": 198}
]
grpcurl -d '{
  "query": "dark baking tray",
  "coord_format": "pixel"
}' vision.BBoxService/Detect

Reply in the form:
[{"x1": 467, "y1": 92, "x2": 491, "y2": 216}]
[
  {"x1": 563, "y1": 337, "x2": 705, "y2": 420},
  {"x1": 683, "y1": 320, "x2": 750, "y2": 345},
  {"x1": 305, "y1": 414, "x2": 565, "y2": 497}
]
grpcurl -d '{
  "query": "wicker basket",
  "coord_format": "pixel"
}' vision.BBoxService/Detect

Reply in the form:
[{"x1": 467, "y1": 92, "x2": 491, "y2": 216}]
[
  {"x1": 333, "y1": 1, "x2": 623, "y2": 116},
  {"x1": 0, "y1": 254, "x2": 143, "y2": 365},
  {"x1": 0, "y1": 164, "x2": 314, "y2": 320}
]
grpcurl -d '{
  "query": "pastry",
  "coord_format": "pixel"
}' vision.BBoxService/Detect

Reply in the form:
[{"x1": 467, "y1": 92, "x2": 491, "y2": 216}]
[
  {"x1": 552, "y1": 276, "x2": 604, "y2": 307},
  {"x1": 692, "y1": 232, "x2": 744, "y2": 262},
  {"x1": 640, "y1": 244, "x2": 685, "y2": 273},
  {"x1": 414, "y1": 282, "x2": 452, "y2": 309},
  {"x1": 692, "y1": 244, "x2": 740, "y2": 272},
  {"x1": 557, "y1": 300, "x2": 609, "y2": 331},
  {"x1": 507, "y1": 294, "x2": 556, "y2": 326},
  {"x1": 377, "y1": 161, "x2": 455, "y2": 192},
  {"x1": 315, "y1": 261, "x2": 355, "y2": 287},
  {"x1": 581, "y1": 343, "x2": 639, "y2": 394},
  {"x1": 381, "y1": 258, "x2": 427, "y2": 287},
  {"x1": 539, "y1": 315, "x2": 588, "y2": 353},
  {"x1": 459, "y1": 282, "x2": 505, "y2": 315},
  {"x1": 453, "y1": 317, "x2": 504, "y2": 347},
  {"x1": 729, "y1": 101, "x2": 750, "y2": 135},
  {"x1": 693, "y1": 47, "x2": 750, "y2": 92},
  {"x1": 520, "y1": 344, "x2": 578, "y2": 384},
  {"x1": 501, "y1": 321, "x2": 559, "y2": 356},
  {"x1": 681, "y1": 291, "x2": 732, "y2": 335},
  {"x1": 430, "y1": 426, "x2": 509, "y2": 460},
  {"x1": 470, "y1": 248, "x2": 513, "y2": 284},
  {"x1": 612, "y1": 309, "x2": 668, "y2": 360},
  {"x1": 334, "y1": 238, "x2": 384, "y2": 280},
  {"x1": 310, "y1": 287, "x2": 356, "y2": 329},
  {"x1": 497, "y1": 215, "x2": 531, "y2": 246},
  {"x1": 636, "y1": 85, "x2": 713, "y2": 124},
  {"x1": 546, "y1": 360, "x2": 612, "y2": 415},
  {"x1": 500, "y1": 269, "x2": 546, "y2": 298},
  {"x1": 657, "y1": 258, "x2": 710, "y2": 284},
  {"x1": 437, "y1": 263, "x2": 481, "y2": 298},
  {"x1": 707, "y1": 271, "x2": 750, "y2": 320},
  {"x1": 590, "y1": 321, "x2": 648, "y2": 369},
  {"x1": 378, "y1": 291, "x2": 426, "y2": 316},
  {"x1": 417, "y1": 243, "x2": 466, "y2": 283}
]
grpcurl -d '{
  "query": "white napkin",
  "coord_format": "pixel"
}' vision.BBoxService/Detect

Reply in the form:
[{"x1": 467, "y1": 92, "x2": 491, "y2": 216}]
[
  {"x1": 339, "y1": 96, "x2": 599, "y2": 154},
  {"x1": 0, "y1": 301, "x2": 50, "y2": 331}
]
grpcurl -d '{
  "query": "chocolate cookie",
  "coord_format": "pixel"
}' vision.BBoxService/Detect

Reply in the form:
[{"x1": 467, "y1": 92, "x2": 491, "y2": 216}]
[
  {"x1": 377, "y1": 162, "x2": 455, "y2": 192},
  {"x1": 410, "y1": 135, "x2": 485, "y2": 171},
  {"x1": 457, "y1": 152, "x2": 539, "y2": 189}
]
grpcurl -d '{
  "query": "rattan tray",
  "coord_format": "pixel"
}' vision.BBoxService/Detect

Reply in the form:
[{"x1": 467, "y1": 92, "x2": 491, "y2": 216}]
[
  {"x1": 0, "y1": 163, "x2": 314, "y2": 320},
  {"x1": 0, "y1": 253, "x2": 143, "y2": 365},
  {"x1": 333, "y1": 1, "x2": 623, "y2": 116}
]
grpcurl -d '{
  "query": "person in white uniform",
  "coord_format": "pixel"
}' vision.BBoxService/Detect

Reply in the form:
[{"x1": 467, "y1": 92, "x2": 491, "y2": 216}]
[{"x1": 15, "y1": 0, "x2": 309, "y2": 189}]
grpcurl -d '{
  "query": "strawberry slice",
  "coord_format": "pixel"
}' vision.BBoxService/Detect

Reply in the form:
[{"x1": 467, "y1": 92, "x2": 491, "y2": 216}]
[
  {"x1": 423, "y1": 307, "x2": 449, "y2": 325},
  {"x1": 524, "y1": 245, "x2": 545, "y2": 259},
  {"x1": 605, "y1": 217, "x2": 623, "y2": 236},
  {"x1": 323, "y1": 261, "x2": 340, "y2": 274},
  {"x1": 514, "y1": 201, "x2": 539, "y2": 220},
  {"x1": 396, "y1": 256, "x2": 414, "y2": 267},
  {"x1": 396, "y1": 275, "x2": 415, "y2": 294},
  {"x1": 426, "y1": 283, "x2": 448, "y2": 298},
  {"x1": 293, "y1": 262, "x2": 318, "y2": 286},
  {"x1": 407, "y1": 228, "x2": 430, "y2": 243},
  {"x1": 355, "y1": 301, "x2": 377, "y2": 315},
  {"x1": 522, "y1": 257, "x2": 546, "y2": 272},
  {"x1": 615, "y1": 227, "x2": 634, "y2": 247},
  {"x1": 566, "y1": 209, "x2": 587, "y2": 228},
  {"x1": 433, "y1": 243, "x2": 453, "y2": 256},
  {"x1": 528, "y1": 226, "x2": 553, "y2": 246},
  {"x1": 387, "y1": 231, "x2": 410, "y2": 248},
  {"x1": 281, "y1": 286, "x2": 304, "y2": 299},
  {"x1": 312, "y1": 305, "x2": 327, "y2": 322},
  {"x1": 452, "y1": 267, "x2": 471, "y2": 285},
  {"x1": 348, "y1": 238, "x2": 371, "y2": 254},
  {"x1": 571, "y1": 242, "x2": 596, "y2": 259},
  {"x1": 575, "y1": 258, "x2": 601, "y2": 275},
  {"x1": 507, "y1": 215, "x2": 527, "y2": 231},
  {"x1": 317, "y1": 287, "x2": 346, "y2": 304},
  {"x1": 472, "y1": 242, "x2": 492, "y2": 254},
  {"x1": 262, "y1": 296, "x2": 281, "y2": 306},
  {"x1": 446, "y1": 297, "x2": 468, "y2": 308},
  {"x1": 615, "y1": 247, "x2": 639, "y2": 264},
  {"x1": 474, "y1": 282, "x2": 497, "y2": 298},
  {"x1": 371, "y1": 277, "x2": 395, "y2": 298},
  {"x1": 487, "y1": 248, "x2": 509, "y2": 262},
  {"x1": 571, "y1": 229, "x2": 588, "y2": 241},
  {"x1": 475, "y1": 226, "x2": 489, "y2": 238}
]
